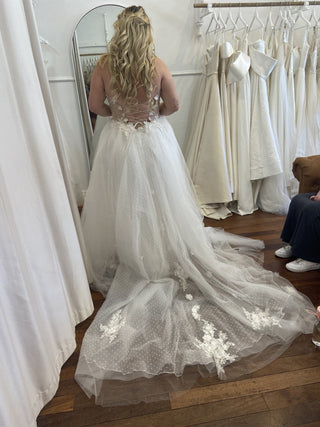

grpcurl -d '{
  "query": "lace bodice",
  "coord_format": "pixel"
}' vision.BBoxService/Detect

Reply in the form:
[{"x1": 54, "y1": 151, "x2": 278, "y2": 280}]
[{"x1": 108, "y1": 94, "x2": 160, "y2": 125}]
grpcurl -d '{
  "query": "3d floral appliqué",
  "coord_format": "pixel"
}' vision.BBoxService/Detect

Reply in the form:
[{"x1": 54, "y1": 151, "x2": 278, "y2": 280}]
[
  {"x1": 173, "y1": 263, "x2": 188, "y2": 291},
  {"x1": 242, "y1": 307, "x2": 282, "y2": 330},
  {"x1": 100, "y1": 309, "x2": 125, "y2": 343},
  {"x1": 192, "y1": 305, "x2": 237, "y2": 376}
]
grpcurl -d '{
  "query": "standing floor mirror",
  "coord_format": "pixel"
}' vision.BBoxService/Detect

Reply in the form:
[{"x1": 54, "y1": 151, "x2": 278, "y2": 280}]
[{"x1": 72, "y1": 5, "x2": 124, "y2": 165}]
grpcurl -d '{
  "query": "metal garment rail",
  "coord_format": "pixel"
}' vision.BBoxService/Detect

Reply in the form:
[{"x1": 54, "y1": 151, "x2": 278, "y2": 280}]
[{"x1": 194, "y1": 1, "x2": 320, "y2": 7}]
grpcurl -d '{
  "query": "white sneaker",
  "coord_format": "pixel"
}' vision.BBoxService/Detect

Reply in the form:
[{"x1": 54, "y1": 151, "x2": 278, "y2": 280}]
[
  {"x1": 286, "y1": 258, "x2": 320, "y2": 273},
  {"x1": 275, "y1": 245, "x2": 293, "y2": 259}
]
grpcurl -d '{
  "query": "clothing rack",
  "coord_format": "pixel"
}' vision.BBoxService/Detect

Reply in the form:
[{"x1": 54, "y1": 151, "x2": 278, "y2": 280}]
[
  {"x1": 194, "y1": 1, "x2": 320, "y2": 7},
  {"x1": 80, "y1": 53, "x2": 104, "y2": 57}
]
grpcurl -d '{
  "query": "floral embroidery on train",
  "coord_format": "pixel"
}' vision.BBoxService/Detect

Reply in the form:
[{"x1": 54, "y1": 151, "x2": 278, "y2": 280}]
[
  {"x1": 242, "y1": 307, "x2": 283, "y2": 331},
  {"x1": 192, "y1": 304, "x2": 237, "y2": 376},
  {"x1": 99, "y1": 309, "x2": 125, "y2": 343}
]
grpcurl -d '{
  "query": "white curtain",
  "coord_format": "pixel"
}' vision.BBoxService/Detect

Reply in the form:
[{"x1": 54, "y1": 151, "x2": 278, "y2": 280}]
[{"x1": 0, "y1": 1, "x2": 94, "y2": 426}]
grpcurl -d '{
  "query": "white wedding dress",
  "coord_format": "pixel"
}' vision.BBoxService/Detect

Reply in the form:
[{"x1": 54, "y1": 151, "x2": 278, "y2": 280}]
[
  {"x1": 285, "y1": 26, "x2": 297, "y2": 193},
  {"x1": 305, "y1": 31, "x2": 319, "y2": 156},
  {"x1": 249, "y1": 39, "x2": 281, "y2": 182},
  {"x1": 227, "y1": 33, "x2": 255, "y2": 215},
  {"x1": 294, "y1": 29, "x2": 309, "y2": 159},
  {"x1": 75, "y1": 92, "x2": 314, "y2": 406},
  {"x1": 258, "y1": 27, "x2": 291, "y2": 216},
  {"x1": 219, "y1": 40, "x2": 234, "y2": 196},
  {"x1": 185, "y1": 42, "x2": 232, "y2": 219}
]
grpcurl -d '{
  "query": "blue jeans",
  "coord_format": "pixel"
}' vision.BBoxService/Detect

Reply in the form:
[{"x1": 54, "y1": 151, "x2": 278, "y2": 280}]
[{"x1": 281, "y1": 193, "x2": 320, "y2": 263}]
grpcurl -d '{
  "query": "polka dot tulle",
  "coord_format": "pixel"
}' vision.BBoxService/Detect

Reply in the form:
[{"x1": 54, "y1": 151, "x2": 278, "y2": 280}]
[{"x1": 75, "y1": 113, "x2": 314, "y2": 407}]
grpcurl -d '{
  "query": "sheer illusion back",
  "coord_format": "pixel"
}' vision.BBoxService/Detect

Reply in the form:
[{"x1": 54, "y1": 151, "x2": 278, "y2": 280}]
[{"x1": 109, "y1": 93, "x2": 160, "y2": 125}]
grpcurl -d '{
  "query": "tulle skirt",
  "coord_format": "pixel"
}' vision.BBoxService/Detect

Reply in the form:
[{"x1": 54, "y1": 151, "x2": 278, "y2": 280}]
[{"x1": 75, "y1": 117, "x2": 314, "y2": 406}]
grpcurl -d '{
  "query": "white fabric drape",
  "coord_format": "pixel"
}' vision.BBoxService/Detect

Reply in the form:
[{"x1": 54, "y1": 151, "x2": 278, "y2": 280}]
[{"x1": 0, "y1": 1, "x2": 93, "y2": 426}]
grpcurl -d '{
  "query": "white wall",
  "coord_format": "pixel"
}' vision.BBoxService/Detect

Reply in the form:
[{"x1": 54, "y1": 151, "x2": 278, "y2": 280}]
[{"x1": 76, "y1": 5, "x2": 121, "y2": 52}]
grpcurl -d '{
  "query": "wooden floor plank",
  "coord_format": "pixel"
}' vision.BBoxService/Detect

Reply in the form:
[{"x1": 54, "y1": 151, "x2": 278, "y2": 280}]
[
  {"x1": 263, "y1": 382, "x2": 320, "y2": 410},
  {"x1": 192, "y1": 401, "x2": 320, "y2": 427},
  {"x1": 170, "y1": 367, "x2": 320, "y2": 409},
  {"x1": 39, "y1": 395, "x2": 74, "y2": 416},
  {"x1": 37, "y1": 210, "x2": 320, "y2": 426},
  {"x1": 297, "y1": 422, "x2": 320, "y2": 427},
  {"x1": 90, "y1": 395, "x2": 268, "y2": 427}
]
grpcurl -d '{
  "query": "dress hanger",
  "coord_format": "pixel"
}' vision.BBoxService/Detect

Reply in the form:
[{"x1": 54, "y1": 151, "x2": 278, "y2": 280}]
[
  {"x1": 216, "y1": 6, "x2": 226, "y2": 40},
  {"x1": 217, "y1": 6, "x2": 226, "y2": 31},
  {"x1": 249, "y1": 5, "x2": 265, "y2": 39},
  {"x1": 225, "y1": 6, "x2": 237, "y2": 33},
  {"x1": 296, "y1": 7, "x2": 311, "y2": 45},
  {"x1": 206, "y1": 7, "x2": 221, "y2": 35},
  {"x1": 308, "y1": 8, "x2": 318, "y2": 27},
  {"x1": 273, "y1": 7, "x2": 287, "y2": 30},
  {"x1": 264, "y1": 8, "x2": 274, "y2": 37},
  {"x1": 294, "y1": 6, "x2": 311, "y2": 30},
  {"x1": 317, "y1": 8, "x2": 320, "y2": 26},
  {"x1": 307, "y1": 9, "x2": 318, "y2": 49},
  {"x1": 195, "y1": 4, "x2": 213, "y2": 37},
  {"x1": 234, "y1": 6, "x2": 249, "y2": 33}
]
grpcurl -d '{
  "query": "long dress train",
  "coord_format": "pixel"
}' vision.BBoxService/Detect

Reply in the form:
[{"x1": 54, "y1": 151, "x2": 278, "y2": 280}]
[{"x1": 75, "y1": 95, "x2": 314, "y2": 407}]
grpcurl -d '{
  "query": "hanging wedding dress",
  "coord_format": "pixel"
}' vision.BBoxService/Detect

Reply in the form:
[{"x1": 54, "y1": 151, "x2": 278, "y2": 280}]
[
  {"x1": 264, "y1": 25, "x2": 277, "y2": 95},
  {"x1": 269, "y1": 25, "x2": 288, "y2": 163},
  {"x1": 294, "y1": 27, "x2": 309, "y2": 158},
  {"x1": 226, "y1": 35, "x2": 239, "y2": 202},
  {"x1": 248, "y1": 38, "x2": 282, "y2": 210},
  {"x1": 219, "y1": 40, "x2": 234, "y2": 195},
  {"x1": 305, "y1": 28, "x2": 319, "y2": 155},
  {"x1": 185, "y1": 41, "x2": 232, "y2": 220},
  {"x1": 227, "y1": 32, "x2": 255, "y2": 215},
  {"x1": 258, "y1": 25, "x2": 291, "y2": 215},
  {"x1": 285, "y1": 25, "x2": 297, "y2": 193},
  {"x1": 75, "y1": 89, "x2": 314, "y2": 406}
]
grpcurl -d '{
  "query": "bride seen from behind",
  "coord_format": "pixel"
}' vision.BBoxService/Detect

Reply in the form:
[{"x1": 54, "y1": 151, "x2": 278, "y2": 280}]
[{"x1": 75, "y1": 5, "x2": 315, "y2": 407}]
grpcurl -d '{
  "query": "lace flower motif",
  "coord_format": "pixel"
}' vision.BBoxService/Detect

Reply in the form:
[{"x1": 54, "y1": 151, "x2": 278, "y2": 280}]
[
  {"x1": 192, "y1": 305, "x2": 236, "y2": 376},
  {"x1": 242, "y1": 307, "x2": 282, "y2": 331},
  {"x1": 192, "y1": 304, "x2": 201, "y2": 320},
  {"x1": 100, "y1": 309, "x2": 125, "y2": 343},
  {"x1": 173, "y1": 263, "x2": 188, "y2": 291}
]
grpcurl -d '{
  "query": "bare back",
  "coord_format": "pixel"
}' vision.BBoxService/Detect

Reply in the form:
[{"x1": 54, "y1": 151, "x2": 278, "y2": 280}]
[{"x1": 88, "y1": 57, "x2": 179, "y2": 124}]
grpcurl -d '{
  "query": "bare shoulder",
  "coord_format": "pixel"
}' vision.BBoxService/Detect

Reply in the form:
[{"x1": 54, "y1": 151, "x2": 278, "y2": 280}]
[
  {"x1": 155, "y1": 57, "x2": 171, "y2": 77},
  {"x1": 94, "y1": 56, "x2": 111, "y2": 77}
]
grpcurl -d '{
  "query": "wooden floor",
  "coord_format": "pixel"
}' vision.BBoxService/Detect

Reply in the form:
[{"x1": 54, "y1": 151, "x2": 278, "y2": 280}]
[{"x1": 37, "y1": 210, "x2": 320, "y2": 427}]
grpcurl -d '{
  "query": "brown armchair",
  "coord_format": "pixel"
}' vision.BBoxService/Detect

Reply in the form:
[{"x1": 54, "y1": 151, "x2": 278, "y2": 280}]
[{"x1": 292, "y1": 155, "x2": 320, "y2": 194}]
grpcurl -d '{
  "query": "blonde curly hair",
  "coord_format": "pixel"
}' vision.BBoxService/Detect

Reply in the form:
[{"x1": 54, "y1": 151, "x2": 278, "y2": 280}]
[{"x1": 98, "y1": 6, "x2": 155, "y2": 103}]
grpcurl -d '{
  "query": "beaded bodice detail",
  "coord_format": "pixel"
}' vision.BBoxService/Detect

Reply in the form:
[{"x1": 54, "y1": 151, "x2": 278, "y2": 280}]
[{"x1": 109, "y1": 94, "x2": 160, "y2": 125}]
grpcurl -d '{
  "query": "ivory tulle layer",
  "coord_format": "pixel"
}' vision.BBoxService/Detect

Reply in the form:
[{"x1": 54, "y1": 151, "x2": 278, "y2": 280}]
[{"x1": 76, "y1": 117, "x2": 314, "y2": 406}]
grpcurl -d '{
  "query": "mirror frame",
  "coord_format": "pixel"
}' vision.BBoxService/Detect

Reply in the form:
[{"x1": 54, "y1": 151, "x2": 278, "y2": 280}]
[
  {"x1": 72, "y1": 32, "x2": 93, "y2": 157},
  {"x1": 71, "y1": 4, "x2": 124, "y2": 158}
]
